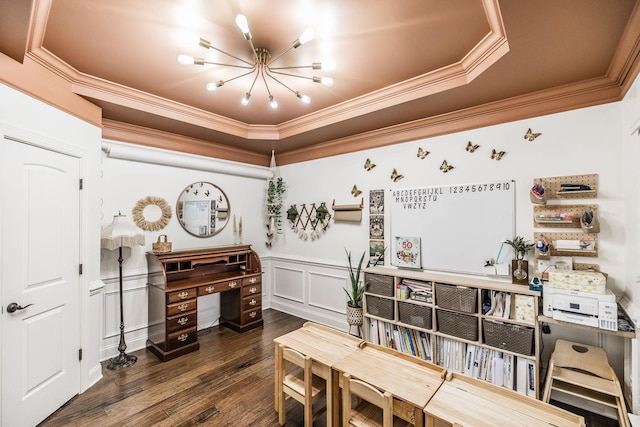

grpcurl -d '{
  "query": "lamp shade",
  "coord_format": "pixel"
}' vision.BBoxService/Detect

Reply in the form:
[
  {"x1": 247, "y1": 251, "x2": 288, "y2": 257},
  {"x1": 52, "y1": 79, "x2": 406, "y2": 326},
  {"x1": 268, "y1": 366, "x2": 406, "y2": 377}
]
[{"x1": 101, "y1": 213, "x2": 145, "y2": 250}]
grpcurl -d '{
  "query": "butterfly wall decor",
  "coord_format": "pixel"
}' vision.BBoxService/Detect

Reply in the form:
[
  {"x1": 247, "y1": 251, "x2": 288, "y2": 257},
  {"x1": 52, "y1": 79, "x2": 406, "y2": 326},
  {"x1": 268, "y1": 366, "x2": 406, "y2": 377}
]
[
  {"x1": 524, "y1": 128, "x2": 542, "y2": 141},
  {"x1": 465, "y1": 141, "x2": 480, "y2": 153},
  {"x1": 364, "y1": 158, "x2": 376, "y2": 171},
  {"x1": 351, "y1": 185, "x2": 362, "y2": 197},
  {"x1": 390, "y1": 168, "x2": 404, "y2": 182},
  {"x1": 417, "y1": 147, "x2": 430, "y2": 159},
  {"x1": 491, "y1": 149, "x2": 506, "y2": 160},
  {"x1": 440, "y1": 160, "x2": 454, "y2": 173}
]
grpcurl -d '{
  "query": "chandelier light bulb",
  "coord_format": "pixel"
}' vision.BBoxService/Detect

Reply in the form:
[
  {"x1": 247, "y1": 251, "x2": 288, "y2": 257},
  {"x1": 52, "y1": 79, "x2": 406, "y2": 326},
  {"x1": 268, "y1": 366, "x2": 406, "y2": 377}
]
[
  {"x1": 235, "y1": 14, "x2": 251, "y2": 39},
  {"x1": 320, "y1": 77, "x2": 333, "y2": 86},
  {"x1": 241, "y1": 93, "x2": 251, "y2": 105},
  {"x1": 269, "y1": 96, "x2": 278, "y2": 109},
  {"x1": 296, "y1": 93, "x2": 311, "y2": 104},
  {"x1": 298, "y1": 28, "x2": 314, "y2": 45},
  {"x1": 206, "y1": 81, "x2": 224, "y2": 91},
  {"x1": 178, "y1": 55, "x2": 195, "y2": 65}
]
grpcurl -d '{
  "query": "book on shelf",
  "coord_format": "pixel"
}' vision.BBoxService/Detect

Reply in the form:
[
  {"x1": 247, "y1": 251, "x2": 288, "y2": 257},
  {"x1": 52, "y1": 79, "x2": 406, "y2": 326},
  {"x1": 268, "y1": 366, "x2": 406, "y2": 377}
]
[
  {"x1": 503, "y1": 354, "x2": 515, "y2": 390},
  {"x1": 527, "y1": 358, "x2": 536, "y2": 397},
  {"x1": 516, "y1": 357, "x2": 527, "y2": 395},
  {"x1": 492, "y1": 354, "x2": 504, "y2": 387}
]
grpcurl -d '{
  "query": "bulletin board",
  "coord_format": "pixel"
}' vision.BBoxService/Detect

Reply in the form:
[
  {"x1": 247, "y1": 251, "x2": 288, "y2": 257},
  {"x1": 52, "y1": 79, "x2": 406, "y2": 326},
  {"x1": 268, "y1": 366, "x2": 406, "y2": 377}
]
[{"x1": 389, "y1": 181, "x2": 515, "y2": 275}]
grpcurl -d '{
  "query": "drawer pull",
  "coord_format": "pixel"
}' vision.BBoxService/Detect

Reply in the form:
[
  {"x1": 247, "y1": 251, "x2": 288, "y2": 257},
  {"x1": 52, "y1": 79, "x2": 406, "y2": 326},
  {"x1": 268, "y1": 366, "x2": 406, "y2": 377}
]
[
  {"x1": 177, "y1": 317, "x2": 189, "y2": 326},
  {"x1": 177, "y1": 303, "x2": 188, "y2": 312},
  {"x1": 249, "y1": 287, "x2": 257, "y2": 294},
  {"x1": 205, "y1": 286, "x2": 215, "y2": 293},
  {"x1": 228, "y1": 281, "x2": 238, "y2": 288},
  {"x1": 249, "y1": 277, "x2": 257, "y2": 284},
  {"x1": 177, "y1": 333, "x2": 189, "y2": 342},
  {"x1": 178, "y1": 291, "x2": 189, "y2": 299},
  {"x1": 249, "y1": 299, "x2": 257, "y2": 306},
  {"x1": 249, "y1": 311, "x2": 257, "y2": 318}
]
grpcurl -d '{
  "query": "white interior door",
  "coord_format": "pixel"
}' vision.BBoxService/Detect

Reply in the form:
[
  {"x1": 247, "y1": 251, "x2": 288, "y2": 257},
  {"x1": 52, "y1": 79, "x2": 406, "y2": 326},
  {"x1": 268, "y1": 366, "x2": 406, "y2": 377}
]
[{"x1": 1, "y1": 137, "x2": 81, "y2": 427}]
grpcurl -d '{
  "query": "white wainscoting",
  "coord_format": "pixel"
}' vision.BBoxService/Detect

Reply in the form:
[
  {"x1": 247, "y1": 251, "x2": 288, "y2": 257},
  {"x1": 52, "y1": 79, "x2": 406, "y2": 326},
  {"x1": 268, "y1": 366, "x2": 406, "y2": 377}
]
[
  {"x1": 100, "y1": 273, "x2": 149, "y2": 361},
  {"x1": 265, "y1": 254, "x2": 350, "y2": 332}
]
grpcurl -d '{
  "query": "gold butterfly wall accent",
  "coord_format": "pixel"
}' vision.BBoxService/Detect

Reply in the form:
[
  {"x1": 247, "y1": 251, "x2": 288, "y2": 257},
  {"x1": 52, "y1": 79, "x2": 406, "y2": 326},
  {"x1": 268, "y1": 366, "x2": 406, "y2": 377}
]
[
  {"x1": 417, "y1": 147, "x2": 430, "y2": 159},
  {"x1": 466, "y1": 141, "x2": 480, "y2": 153},
  {"x1": 351, "y1": 185, "x2": 363, "y2": 197},
  {"x1": 524, "y1": 128, "x2": 542, "y2": 141},
  {"x1": 491, "y1": 149, "x2": 506, "y2": 160},
  {"x1": 440, "y1": 160, "x2": 454, "y2": 173},
  {"x1": 390, "y1": 168, "x2": 404, "y2": 182},
  {"x1": 364, "y1": 158, "x2": 376, "y2": 171}
]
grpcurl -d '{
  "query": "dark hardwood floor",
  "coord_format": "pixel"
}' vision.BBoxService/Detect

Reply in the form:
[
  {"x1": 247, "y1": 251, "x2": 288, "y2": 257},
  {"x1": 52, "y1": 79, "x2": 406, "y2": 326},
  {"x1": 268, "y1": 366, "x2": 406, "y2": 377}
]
[{"x1": 39, "y1": 309, "x2": 621, "y2": 426}]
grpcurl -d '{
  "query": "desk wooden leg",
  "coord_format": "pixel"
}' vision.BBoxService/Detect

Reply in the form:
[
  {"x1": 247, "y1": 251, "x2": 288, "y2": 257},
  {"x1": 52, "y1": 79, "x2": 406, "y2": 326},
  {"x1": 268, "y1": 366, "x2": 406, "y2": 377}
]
[
  {"x1": 415, "y1": 407, "x2": 424, "y2": 427},
  {"x1": 330, "y1": 368, "x2": 340, "y2": 427},
  {"x1": 274, "y1": 344, "x2": 282, "y2": 413}
]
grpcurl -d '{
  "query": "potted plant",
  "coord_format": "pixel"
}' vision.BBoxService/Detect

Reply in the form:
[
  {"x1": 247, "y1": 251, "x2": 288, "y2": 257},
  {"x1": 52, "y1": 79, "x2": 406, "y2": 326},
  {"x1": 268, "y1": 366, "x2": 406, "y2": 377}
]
[
  {"x1": 266, "y1": 176, "x2": 286, "y2": 235},
  {"x1": 344, "y1": 249, "x2": 366, "y2": 329},
  {"x1": 505, "y1": 236, "x2": 534, "y2": 284}
]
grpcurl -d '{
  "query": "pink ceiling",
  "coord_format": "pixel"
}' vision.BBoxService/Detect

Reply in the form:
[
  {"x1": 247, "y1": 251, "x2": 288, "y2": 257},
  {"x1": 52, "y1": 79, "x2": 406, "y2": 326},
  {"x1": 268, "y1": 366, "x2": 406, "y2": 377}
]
[{"x1": 2, "y1": 0, "x2": 640, "y2": 165}]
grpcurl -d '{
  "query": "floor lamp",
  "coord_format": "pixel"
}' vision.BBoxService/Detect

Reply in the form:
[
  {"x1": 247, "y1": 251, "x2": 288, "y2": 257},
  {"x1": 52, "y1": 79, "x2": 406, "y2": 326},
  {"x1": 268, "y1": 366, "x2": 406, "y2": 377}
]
[{"x1": 101, "y1": 212, "x2": 145, "y2": 370}]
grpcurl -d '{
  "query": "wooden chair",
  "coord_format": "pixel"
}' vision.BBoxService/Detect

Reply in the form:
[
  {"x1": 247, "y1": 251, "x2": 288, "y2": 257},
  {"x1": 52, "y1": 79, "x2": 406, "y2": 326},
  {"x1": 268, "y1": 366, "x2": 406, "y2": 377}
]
[
  {"x1": 542, "y1": 339, "x2": 630, "y2": 427},
  {"x1": 342, "y1": 373, "x2": 411, "y2": 427},
  {"x1": 276, "y1": 344, "x2": 326, "y2": 427}
]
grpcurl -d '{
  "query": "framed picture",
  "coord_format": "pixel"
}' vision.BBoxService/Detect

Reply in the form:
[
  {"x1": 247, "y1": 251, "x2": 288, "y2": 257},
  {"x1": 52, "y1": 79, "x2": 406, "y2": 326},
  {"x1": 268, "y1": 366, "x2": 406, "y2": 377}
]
[{"x1": 392, "y1": 236, "x2": 421, "y2": 269}]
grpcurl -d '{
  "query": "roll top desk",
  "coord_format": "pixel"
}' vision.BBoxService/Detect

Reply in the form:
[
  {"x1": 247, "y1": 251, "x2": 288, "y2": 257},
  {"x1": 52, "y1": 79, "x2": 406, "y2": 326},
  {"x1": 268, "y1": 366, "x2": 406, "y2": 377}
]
[{"x1": 146, "y1": 245, "x2": 263, "y2": 361}]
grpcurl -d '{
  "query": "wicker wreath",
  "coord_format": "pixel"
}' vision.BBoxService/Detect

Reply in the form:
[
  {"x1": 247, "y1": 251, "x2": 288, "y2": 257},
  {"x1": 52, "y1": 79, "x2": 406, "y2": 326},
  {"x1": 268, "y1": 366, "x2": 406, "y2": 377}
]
[{"x1": 132, "y1": 196, "x2": 172, "y2": 231}]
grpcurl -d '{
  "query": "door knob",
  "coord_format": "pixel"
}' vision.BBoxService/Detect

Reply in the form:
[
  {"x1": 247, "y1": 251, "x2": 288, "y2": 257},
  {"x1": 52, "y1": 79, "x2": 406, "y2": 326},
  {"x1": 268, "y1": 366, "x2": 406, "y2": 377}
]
[{"x1": 6, "y1": 302, "x2": 33, "y2": 313}]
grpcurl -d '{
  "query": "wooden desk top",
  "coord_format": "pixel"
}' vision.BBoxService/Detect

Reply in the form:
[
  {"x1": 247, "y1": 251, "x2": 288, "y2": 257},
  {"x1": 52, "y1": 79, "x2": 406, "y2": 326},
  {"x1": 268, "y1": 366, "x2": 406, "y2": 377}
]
[
  {"x1": 273, "y1": 322, "x2": 363, "y2": 366},
  {"x1": 424, "y1": 373, "x2": 586, "y2": 427},
  {"x1": 332, "y1": 342, "x2": 446, "y2": 409}
]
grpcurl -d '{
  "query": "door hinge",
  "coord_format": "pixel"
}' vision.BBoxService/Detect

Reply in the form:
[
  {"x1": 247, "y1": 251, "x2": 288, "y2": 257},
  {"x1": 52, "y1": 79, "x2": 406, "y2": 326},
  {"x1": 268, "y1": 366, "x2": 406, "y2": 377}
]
[
  {"x1": 79, "y1": 178, "x2": 83, "y2": 190},
  {"x1": 79, "y1": 264, "x2": 83, "y2": 275},
  {"x1": 79, "y1": 348, "x2": 83, "y2": 361}
]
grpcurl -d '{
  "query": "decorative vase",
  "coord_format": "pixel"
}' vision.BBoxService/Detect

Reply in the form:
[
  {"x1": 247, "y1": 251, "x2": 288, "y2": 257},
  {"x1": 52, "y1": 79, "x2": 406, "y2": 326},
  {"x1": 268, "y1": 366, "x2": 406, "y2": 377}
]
[
  {"x1": 346, "y1": 305, "x2": 363, "y2": 326},
  {"x1": 511, "y1": 258, "x2": 529, "y2": 285}
]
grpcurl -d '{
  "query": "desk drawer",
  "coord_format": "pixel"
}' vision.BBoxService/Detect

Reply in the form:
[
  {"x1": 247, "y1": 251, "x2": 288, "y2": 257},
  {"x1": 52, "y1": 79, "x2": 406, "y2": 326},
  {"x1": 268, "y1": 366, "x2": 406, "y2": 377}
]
[
  {"x1": 222, "y1": 278, "x2": 241, "y2": 291},
  {"x1": 167, "y1": 326, "x2": 197, "y2": 350},
  {"x1": 167, "y1": 299, "x2": 197, "y2": 316},
  {"x1": 242, "y1": 308, "x2": 262, "y2": 324},
  {"x1": 167, "y1": 288, "x2": 197, "y2": 303},
  {"x1": 198, "y1": 283, "x2": 224, "y2": 295},
  {"x1": 243, "y1": 275, "x2": 261, "y2": 286},
  {"x1": 167, "y1": 311, "x2": 197, "y2": 333},
  {"x1": 243, "y1": 282, "x2": 262, "y2": 297},
  {"x1": 242, "y1": 295, "x2": 262, "y2": 311}
]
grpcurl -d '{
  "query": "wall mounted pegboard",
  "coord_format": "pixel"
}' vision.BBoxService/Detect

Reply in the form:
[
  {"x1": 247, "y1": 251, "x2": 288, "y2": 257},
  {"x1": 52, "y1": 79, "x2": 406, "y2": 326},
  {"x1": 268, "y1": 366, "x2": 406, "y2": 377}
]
[
  {"x1": 537, "y1": 173, "x2": 598, "y2": 200},
  {"x1": 533, "y1": 204, "x2": 598, "y2": 229},
  {"x1": 533, "y1": 231, "x2": 598, "y2": 257}
]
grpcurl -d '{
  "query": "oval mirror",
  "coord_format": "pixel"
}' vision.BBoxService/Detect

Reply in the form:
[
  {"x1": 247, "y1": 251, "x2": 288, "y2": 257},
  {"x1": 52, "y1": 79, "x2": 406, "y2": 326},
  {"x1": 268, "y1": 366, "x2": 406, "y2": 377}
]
[{"x1": 176, "y1": 182, "x2": 230, "y2": 237}]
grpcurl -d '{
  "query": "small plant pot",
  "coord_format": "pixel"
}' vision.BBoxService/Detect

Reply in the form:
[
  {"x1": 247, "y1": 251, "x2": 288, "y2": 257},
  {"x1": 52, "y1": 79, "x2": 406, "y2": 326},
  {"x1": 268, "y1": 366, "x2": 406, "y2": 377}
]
[{"x1": 346, "y1": 305, "x2": 363, "y2": 326}]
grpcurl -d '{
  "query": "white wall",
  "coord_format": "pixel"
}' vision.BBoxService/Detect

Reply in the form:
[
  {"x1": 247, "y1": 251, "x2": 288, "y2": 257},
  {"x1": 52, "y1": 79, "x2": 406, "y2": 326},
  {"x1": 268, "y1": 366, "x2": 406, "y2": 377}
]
[
  {"x1": 622, "y1": 72, "x2": 640, "y2": 414},
  {"x1": 99, "y1": 141, "x2": 272, "y2": 360},
  {"x1": 0, "y1": 83, "x2": 103, "y2": 392}
]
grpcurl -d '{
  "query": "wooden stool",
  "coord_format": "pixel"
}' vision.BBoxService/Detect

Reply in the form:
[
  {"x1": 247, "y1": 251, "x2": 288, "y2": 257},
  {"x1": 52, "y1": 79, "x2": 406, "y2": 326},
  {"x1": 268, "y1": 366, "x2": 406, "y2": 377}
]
[{"x1": 542, "y1": 339, "x2": 630, "y2": 427}]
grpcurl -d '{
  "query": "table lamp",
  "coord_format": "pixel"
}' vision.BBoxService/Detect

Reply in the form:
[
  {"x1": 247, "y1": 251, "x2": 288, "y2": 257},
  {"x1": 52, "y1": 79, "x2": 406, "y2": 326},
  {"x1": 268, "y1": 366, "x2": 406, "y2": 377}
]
[{"x1": 101, "y1": 212, "x2": 145, "y2": 370}]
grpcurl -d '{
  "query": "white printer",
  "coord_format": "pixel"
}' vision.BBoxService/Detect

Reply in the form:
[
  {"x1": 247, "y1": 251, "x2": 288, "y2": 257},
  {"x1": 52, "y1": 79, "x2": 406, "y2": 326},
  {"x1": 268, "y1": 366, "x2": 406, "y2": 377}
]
[{"x1": 543, "y1": 270, "x2": 618, "y2": 331}]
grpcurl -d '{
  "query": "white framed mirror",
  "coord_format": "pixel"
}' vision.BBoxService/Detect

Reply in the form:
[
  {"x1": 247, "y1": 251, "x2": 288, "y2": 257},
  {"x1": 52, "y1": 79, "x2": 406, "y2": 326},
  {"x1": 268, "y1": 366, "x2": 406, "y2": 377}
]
[{"x1": 176, "y1": 182, "x2": 230, "y2": 237}]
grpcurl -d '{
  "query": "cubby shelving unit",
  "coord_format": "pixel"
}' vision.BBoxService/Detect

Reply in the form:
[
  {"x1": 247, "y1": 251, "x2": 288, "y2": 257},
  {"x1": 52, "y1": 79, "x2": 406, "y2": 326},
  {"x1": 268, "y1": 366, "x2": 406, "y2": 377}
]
[{"x1": 363, "y1": 266, "x2": 541, "y2": 399}]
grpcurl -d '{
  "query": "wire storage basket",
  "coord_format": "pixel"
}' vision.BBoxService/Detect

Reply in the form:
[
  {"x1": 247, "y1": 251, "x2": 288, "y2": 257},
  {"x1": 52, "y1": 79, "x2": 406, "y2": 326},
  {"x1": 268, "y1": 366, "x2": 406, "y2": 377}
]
[
  {"x1": 435, "y1": 283, "x2": 478, "y2": 313},
  {"x1": 482, "y1": 319, "x2": 534, "y2": 355}
]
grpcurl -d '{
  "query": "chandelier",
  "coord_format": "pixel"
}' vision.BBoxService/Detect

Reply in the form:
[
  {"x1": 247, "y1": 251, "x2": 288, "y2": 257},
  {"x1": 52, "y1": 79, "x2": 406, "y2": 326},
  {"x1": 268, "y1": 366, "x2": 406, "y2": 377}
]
[{"x1": 178, "y1": 14, "x2": 334, "y2": 109}]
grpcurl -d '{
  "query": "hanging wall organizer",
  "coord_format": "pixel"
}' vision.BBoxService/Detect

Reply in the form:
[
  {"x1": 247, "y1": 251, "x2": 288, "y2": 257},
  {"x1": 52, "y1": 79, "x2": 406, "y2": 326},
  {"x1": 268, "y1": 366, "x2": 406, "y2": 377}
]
[
  {"x1": 331, "y1": 198, "x2": 363, "y2": 222},
  {"x1": 287, "y1": 202, "x2": 331, "y2": 240}
]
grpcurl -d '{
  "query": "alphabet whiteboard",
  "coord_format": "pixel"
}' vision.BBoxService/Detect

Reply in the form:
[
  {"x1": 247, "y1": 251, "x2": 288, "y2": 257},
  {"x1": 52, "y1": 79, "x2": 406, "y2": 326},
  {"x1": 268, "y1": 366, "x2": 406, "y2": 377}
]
[{"x1": 389, "y1": 181, "x2": 515, "y2": 275}]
